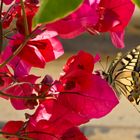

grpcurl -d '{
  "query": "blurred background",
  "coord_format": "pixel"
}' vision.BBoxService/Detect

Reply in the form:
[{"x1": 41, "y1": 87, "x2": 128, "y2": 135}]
[{"x1": 0, "y1": 5, "x2": 140, "y2": 140}]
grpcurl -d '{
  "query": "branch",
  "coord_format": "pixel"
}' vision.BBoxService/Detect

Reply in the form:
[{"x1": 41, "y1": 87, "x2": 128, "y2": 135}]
[
  {"x1": 0, "y1": 0, "x2": 3, "y2": 53},
  {"x1": 0, "y1": 35, "x2": 30, "y2": 68},
  {"x1": 0, "y1": 90, "x2": 54, "y2": 100},
  {"x1": 0, "y1": 131, "x2": 33, "y2": 140},
  {"x1": 20, "y1": 0, "x2": 29, "y2": 36}
]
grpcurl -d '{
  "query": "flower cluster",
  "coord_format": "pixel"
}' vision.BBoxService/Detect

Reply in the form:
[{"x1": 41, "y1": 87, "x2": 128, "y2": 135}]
[
  {"x1": 0, "y1": 0, "x2": 135, "y2": 139},
  {"x1": 46, "y1": 0, "x2": 135, "y2": 48},
  {"x1": 2, "y1": 51, "x2": 119, "y2": 139}
]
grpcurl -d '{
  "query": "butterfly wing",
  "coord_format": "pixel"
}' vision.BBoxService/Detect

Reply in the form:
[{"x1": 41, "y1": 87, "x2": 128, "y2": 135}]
[{"x1": 108, "y1": 45, "x2": 140, "y2": 110}]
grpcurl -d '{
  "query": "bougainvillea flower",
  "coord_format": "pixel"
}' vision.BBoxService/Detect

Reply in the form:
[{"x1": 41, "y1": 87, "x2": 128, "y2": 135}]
[
  {"x1": 1, "y1": 51, "x2": 118, "y2": 139},
  {"x1": 6, "y1": 75, "x2": 39, "y2": 110},
  {"x1": 26, "y1": 75, "x2": 118, "y2": 138},
  {"x1": 2, "y1": 45, "x2": 31, "y2": 77},
  {"x1": 10, "y1": 57, "x2": 31, "y2": 77},
  {"x1": 2, "y1": 31, "x2": 64, "y2": 69},
  {"x1": 26, "y1": 99, "x2": 89, "y2": 139},
  {"x1": 2, "y1": 121, "x2": 24, "y2": 139},
  {"x1": 63, "y1": 51, "x2": 94, "y2": 74},
  {"x1": 59, "y1": 51, "x2": 118, "y2": 119},
  {"x1": 87, "y1": 0, "x2": 135, "y2": 48},
  {"x1": 46, "y1": 0, "x2": 134, "y2": 48},
  {"x1": 25, "y1": 51, "x2": 118, "y2": 139},
  {"x1": 59, "y1": 71, "x2": 118, "y2": 119},
  {"x1": 46, "y1": 0, "x2": 100, "y2": 39},
  {"x1": 95, "y1": 0, "x2": 134, "y2": 32}
]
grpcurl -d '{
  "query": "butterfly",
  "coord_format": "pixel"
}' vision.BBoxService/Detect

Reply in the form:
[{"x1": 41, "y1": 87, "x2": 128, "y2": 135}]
[{"x1": 103, "y1": 45, "x2": 140, "y2": 112}]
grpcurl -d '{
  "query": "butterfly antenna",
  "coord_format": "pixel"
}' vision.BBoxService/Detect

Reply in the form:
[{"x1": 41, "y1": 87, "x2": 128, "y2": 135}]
[
  {"x1": 105, "y1": 55, "x2": 110, "y2": 72},
  {"x1": 98, "y1": 60, "x2": 105, "y2": 71},
  {"x1": 133, "y1": 105, "x2": 140, "y2": 114}
]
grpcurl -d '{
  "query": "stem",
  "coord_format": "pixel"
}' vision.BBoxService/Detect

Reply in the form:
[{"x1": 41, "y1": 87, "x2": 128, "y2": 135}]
[
  {"x1": 0, "y1": 20, "x2": 43, "y2": 68},
  {"x1": 0, "y1": 0, "x2": 3, "y2": 53},
  {"x1": 2, "y1": 82, "x2": 35, "y2": 91},
  {"x1": 0, "y1": 90, "x2": 55, "y2": 100},
  {"x1": 20, "y1": 0, "x2": 29, "y2": 36},
  {"x1": 60, "y1": 91, "x2": 103, "y2": 100},
  {"x1": 0, "y1": 131, "x2": 59, "y2": 140},
  {"x1": 0, "y1": 132, "x2": 33, "y2": 140},
  {"x1": 0, "y1": 22, "x2": 48, "y2": 68},
  {"x1": 3, "y1": 28, "x2": 17, "y2": 37},
  {"x1": 16, "y1": 121, "x2": 28, "y2": 135},
  {"x1": 22, "y1": 131, "x2": 59, "y2": 139},
  {"x1": 0, "y1": 36, "x2": 30, "y2": 68}
]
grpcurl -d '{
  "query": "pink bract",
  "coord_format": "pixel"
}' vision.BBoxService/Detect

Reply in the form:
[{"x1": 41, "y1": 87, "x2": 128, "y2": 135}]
[
  {"x1": 46, "y1": 0, "x2": 134, "y2": 48},
  {"x1": 26, "y1": 51, "x2": 118, "y2": 139},
  {"x1": 6, "y1": 75, "x2": 39, "y2": 110},
  {"x1": 46, "y1": 0, "x2": 100, "y2": 39},
  {"x1": 2, "y1": 32, "x2": 64, "y2": 70},
  {"x1": 60, "y1": 51, "x2": 119, "y2": 119},
  {"x1": 27, "y1": 99, "x2": 89, "y2": 139},
  {"x1": 60, "y1": 71, "x2": 119, "y2": 119},
  {"x1": 90, "y1": 0, "x2": 135, "y2": 48},
  {"x1": 63, "y1": 51, "x2": 94, "y2": 74}
]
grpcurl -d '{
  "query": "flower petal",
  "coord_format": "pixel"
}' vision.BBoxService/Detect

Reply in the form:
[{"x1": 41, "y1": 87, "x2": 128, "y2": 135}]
[
  {"x1": 6, "y1": 75, "x2": 39, "y2": 110},
  {"x1": 63, "y1": 51, "x2": 94, "y2": 74},
  {"x1": 110, "y1": 31, "x2": 125, "y2": 48},
  {"x1": 2, "y1": 121, "x2": 24, "y2": 135},
  {"x1": 46, "y1": 2, "x2": 99, "y2": 39},
  {"x1": 60, "y1": 71, "x2": 119, "y2": 119}
]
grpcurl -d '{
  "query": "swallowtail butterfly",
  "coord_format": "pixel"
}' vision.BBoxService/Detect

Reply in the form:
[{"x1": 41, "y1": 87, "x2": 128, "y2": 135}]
[{"x1": 103, "y1": 45, "x2": 140, "y2": 111}]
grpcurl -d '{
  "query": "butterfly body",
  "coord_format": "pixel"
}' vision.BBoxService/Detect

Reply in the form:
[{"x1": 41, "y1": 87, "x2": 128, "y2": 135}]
[{"x1": 104, "y1": 45, "x2": 140, "y2": 110}]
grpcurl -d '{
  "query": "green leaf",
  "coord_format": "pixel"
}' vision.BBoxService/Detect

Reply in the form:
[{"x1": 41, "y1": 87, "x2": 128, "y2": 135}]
[
  {"x1": 132, "y1": 0, "x2": 140, "y2": 8},
  {"x1": 33, "y1": 0, "x2": 84, "y2": 27}
]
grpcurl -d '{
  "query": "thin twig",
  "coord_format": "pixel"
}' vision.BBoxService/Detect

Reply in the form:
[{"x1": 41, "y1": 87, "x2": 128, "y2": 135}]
[
  {"x1": 0, "y1": 131, "x2": 33, "y2": 140},
  {"x1": 0, "y1": 0, "x2": 3, "y2": 53},
  {"x1": 20, "y1": 0, "x2": 29, "y2": 36},
  {"x1": 0, "y1": 90, "x2": 54, "y2": 100}
]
